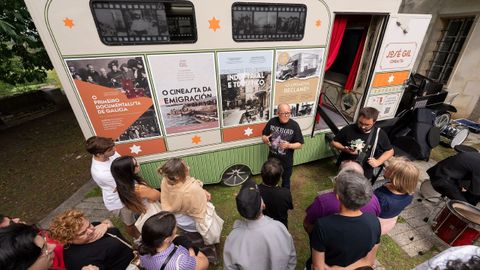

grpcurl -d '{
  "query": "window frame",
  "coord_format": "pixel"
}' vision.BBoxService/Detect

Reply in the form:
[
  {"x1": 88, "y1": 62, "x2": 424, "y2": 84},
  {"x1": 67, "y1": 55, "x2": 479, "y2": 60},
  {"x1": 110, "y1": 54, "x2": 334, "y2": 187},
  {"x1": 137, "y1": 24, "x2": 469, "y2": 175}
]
[{"x1": 426, "y1": 16, "x2": 474, "y2": 84}]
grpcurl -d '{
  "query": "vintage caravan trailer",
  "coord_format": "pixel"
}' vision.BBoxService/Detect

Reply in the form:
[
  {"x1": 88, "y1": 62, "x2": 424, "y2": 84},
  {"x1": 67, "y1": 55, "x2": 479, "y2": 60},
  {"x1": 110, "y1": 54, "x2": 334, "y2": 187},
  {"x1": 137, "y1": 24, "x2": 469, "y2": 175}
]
[{"x1": 24, "y1": 0, "x2": 431, "y2": 186}]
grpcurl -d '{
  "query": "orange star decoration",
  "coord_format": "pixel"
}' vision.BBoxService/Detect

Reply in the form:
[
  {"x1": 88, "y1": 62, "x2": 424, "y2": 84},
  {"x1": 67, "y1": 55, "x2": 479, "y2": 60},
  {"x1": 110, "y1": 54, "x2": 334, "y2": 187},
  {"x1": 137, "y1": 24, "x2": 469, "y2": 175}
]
[
  {"x1": 315, "y1": 19, "x2": 322, "y2": 28},
  {"x1": 63, "y1": 18, "x2": 74, "y2": 29},
  {"x1": 192, "y1": 135, "x2": 202, "y2": 144},
  {"x1": 208, "y1": 17, "x2": 220, "y2": 32}
]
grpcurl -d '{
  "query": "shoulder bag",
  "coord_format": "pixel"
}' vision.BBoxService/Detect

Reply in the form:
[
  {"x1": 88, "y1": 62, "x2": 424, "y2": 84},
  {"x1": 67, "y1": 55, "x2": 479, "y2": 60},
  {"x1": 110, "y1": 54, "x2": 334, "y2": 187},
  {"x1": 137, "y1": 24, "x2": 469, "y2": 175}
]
[
  {"x1": 196, "y1": 202, "x2": 224, "y2": 245},
  {"x1": 355, "y1": 127, "x2": 379, "y2": 165},
  {"x1": 106, "y1": 232, "x2": 143, "y2": 270}
]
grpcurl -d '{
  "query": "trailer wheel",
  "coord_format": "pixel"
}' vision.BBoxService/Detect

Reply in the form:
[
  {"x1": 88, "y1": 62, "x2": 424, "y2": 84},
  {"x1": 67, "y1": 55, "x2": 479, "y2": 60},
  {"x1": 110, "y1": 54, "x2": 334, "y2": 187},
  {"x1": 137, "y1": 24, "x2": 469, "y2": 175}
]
[{"x1": 221, "y1": 164, "x2": 251, "y2": 186}]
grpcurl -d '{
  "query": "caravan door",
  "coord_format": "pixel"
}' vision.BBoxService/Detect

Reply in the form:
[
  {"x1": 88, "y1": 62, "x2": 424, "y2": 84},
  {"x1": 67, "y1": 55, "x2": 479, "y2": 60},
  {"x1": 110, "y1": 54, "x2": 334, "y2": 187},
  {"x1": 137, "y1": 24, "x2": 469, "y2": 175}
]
[{"x1": 362, "y1": 14, "x2": 431, "y2": 120}]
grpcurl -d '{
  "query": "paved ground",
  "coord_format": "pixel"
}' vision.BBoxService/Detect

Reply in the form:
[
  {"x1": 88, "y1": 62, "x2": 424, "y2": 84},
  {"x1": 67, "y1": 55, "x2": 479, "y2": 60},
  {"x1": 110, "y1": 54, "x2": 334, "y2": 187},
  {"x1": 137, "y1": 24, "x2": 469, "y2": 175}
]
[
  {"x1": 39, "y1": 132, "x2": 480, "y2": 269},
  {"x1": 387, "y1": 132, "x2": 480, "y2": 258}
]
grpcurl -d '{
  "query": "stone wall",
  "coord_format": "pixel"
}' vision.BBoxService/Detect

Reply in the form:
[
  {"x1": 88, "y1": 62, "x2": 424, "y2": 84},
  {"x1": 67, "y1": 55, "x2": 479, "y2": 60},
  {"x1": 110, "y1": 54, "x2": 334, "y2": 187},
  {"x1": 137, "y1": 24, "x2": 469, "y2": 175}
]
[{"x1": 400, "y1": 0, "x2": 480, "y2": 121}]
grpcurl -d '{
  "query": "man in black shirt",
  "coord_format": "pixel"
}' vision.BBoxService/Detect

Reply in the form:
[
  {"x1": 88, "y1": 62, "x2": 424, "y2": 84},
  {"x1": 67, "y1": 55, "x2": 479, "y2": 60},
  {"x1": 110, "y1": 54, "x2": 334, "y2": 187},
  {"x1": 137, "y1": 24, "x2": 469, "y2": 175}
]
[
  {"x1": 86, "y1": 64, "x2": 100, "y2": 84},
  {"x1": 258, "y1": 158, "x2": 294, "y2": 228},
  {"x1": 107, "y1": 60, "x2": 123, "y2": 88},
  {"x1": 63, "y1": 226, "x2": 133, "y2": 270},
  {"x1": 262, "y1": 103, "x2": 304, "y2": 189},
  {"x1": 427, "y1": 152, "x2": 480, "y2": 205},
  {"x1": 309, "y1": 170, "x2": 381, "y2": 269},
  {"x1": 330, "y1": 107, "x2": 394, "y2": 179}
]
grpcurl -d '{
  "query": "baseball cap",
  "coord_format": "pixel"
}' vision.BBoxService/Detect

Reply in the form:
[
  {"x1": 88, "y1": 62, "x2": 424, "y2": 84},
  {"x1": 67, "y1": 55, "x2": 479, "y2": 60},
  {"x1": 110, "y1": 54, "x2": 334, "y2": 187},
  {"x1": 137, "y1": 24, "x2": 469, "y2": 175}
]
[{"x1": 236, "y1": 180, "x2": 262, "y2": 220}]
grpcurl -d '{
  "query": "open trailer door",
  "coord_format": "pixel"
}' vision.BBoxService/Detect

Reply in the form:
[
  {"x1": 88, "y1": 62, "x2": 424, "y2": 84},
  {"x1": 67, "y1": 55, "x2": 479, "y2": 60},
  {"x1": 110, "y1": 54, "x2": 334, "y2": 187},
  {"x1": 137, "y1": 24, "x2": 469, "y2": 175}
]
[{"x1": 361, "y1": 14, "x2": 431, "y2": 121}]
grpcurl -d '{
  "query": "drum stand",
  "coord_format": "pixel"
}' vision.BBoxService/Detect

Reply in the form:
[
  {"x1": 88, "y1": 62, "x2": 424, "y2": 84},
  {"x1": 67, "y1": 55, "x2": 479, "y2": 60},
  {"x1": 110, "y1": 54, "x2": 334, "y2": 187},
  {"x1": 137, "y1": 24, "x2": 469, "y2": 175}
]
[
  {"x1": 423, "y1": 196, "x2": 448, "y2": 224},
  {"x1": 419, "y1": 179, "x2": 448, "y2": 223}
]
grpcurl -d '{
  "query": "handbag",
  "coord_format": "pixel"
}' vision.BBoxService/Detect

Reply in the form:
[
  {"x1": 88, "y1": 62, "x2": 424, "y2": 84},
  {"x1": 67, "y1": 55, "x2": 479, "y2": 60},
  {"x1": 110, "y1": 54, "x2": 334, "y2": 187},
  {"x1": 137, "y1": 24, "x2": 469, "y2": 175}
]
[
  {"x1": 135, "y1": 201, "x2": 162, "y2": 231},
  {"x1": 106, "y1": 233, "x2": 143, "y2": 270},
  {"x1": 196, "y1": 202, "x2": 224, "y2": 245}
]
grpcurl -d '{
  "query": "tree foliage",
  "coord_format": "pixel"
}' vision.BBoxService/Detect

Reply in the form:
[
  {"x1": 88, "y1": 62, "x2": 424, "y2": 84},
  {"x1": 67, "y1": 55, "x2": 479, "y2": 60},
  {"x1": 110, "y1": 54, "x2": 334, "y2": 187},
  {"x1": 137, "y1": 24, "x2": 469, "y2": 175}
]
[{"x1": 0, "y1": 0, "x2": 52, "y2": 85}]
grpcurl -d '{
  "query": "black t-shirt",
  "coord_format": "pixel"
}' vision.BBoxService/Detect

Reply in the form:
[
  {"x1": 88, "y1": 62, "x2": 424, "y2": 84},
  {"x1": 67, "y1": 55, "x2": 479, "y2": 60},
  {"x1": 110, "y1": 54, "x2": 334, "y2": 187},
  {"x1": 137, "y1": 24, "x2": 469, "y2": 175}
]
[
  {"x1": 333, "y1": 124, "x2": 392, "y2": 178},
  {"x1": 262, "y1": 117, "x2": 304, "y2": 166},
  {"x1": 258, "y1": 183, "x2": 294, "y2": 228},
  {"x1": 310, "y1": 213, "x2": 381, "y2": 267},
  {"x1": 63, "y1": 227, "x2": 134, "y2": 270}
]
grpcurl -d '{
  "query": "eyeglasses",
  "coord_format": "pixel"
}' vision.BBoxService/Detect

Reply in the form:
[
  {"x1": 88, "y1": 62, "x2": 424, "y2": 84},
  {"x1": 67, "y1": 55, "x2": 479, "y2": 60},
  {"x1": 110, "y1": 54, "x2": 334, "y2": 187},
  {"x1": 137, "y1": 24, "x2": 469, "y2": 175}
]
[
  {"x1": 38, "y1": 231, "x2": 52, "y2": 257},
  {"x1": 358, "y1": 121, "x2": 373, "y2": 128},
  {"x1": 76, "y1": 222, "x2": 94, "y2": 238},
  {"x1": 278, "y1": 112, "x2": 291, "y2": 116}
]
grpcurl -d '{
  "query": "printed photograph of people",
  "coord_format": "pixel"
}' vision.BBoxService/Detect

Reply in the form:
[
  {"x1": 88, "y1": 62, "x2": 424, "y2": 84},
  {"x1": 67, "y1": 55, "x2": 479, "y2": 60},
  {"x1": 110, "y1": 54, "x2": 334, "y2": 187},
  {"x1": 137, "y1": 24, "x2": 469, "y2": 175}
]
[
  {"x1": 148, "y1": 53, "x2": 220, "y2": 135},
  {"x1": 160, "y1": 97, "x2": 219, "y2": 134},
  {"x1": 273, "y1": 102, "x2": 315, "y2": 118},
  {"x1": 117, "y1": 108, "x2": 161, "y2": 141},
  {"x1": 66, "y1": 56, "x2": 161, "y2": 142},
  {"x1": 276, "y1": 11, "x2": 305, "y2": 34},
  {"x1": 232, "y1": 5, "x2": 306, "y2": 40},
  {"x1": 219, "y1": 51, "x2": 273, "y2": 127},
  {"x1": 92, "y1": 3, "x2": 168, "y2": 38},
  {"x1": 66, "y1": 57, "x2": 151, "y2": 98}
]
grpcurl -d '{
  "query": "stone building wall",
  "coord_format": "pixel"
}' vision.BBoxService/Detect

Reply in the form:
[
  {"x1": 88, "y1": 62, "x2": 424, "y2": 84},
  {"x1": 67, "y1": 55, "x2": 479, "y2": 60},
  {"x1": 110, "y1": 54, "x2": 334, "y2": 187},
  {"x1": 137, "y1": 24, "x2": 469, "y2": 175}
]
[{"x1": 400, "y1": 0, "x2": 480, "y2": 121}]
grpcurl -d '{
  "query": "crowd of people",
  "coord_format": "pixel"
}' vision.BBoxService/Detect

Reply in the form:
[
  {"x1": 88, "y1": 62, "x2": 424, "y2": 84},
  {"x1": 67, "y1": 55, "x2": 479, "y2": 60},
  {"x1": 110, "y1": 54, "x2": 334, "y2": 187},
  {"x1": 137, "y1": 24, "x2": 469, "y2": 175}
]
[
  {"x1": 117, "y1": 112, "x2": 161, "y2": 141},
  {"x1": 68, "y1": 58, "x2": 151, "y2": 98},
  {"x1": 1, "y1": 105, "x2": 480, "y2": 270}
]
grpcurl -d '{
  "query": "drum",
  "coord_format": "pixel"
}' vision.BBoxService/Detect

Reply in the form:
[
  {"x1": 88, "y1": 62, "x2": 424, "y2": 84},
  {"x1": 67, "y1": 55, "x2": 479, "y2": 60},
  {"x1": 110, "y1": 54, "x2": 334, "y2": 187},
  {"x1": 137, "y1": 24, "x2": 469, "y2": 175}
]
[
  {"x1": 432, "y1": 200, "x2": 480, "y2": 246},
  {"x1": 440, "y1": 124, "x2": 469, "y2": 148}
]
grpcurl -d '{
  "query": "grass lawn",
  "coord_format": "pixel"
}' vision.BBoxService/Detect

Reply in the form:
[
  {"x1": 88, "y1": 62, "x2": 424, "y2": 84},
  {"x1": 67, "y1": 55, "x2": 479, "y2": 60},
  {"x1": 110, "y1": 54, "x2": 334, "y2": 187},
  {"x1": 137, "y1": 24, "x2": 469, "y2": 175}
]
[
  {"x1": 0, "y1": 109, "x2": 91, "y2": 222},
  {"x1": 0, "y1": 70, "x2": 61, "y2": 98}
]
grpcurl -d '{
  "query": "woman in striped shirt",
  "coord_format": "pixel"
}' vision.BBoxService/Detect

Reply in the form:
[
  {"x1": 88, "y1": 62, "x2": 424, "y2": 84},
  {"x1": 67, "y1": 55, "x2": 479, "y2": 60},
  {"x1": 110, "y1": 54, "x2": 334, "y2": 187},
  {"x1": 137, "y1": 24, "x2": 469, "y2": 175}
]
[{"x1": 139, "y1": 211, "x2": 209, "y2": 270}]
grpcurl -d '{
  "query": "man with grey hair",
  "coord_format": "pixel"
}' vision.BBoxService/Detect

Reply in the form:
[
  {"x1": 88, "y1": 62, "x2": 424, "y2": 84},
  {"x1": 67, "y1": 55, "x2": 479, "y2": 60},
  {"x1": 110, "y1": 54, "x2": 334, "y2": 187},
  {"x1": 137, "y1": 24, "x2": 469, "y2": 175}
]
[
  {"x1": 303, "y1": 161, "x2": 380, "y2": 234},
  {"x1": 338, "y1": 159, "x2": 365, "y2": 174},
  {"x1": 308, "y1": 170, "x2": 381, "y2": 270},
  {"x1": 262, "y1": 103, "x2": 304, "y2": 189}
]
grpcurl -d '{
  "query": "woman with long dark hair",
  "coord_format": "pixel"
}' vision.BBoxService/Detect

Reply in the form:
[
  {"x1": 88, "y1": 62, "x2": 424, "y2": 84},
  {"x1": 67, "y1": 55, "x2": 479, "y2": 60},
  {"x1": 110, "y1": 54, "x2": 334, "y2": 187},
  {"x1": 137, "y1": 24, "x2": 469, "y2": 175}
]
[
  {"x1": 111, "y1": 156, "x2": 160, "y2": 214},
  {"x1": 139, "y1": 211, "x2": 208, "y2": 270}
]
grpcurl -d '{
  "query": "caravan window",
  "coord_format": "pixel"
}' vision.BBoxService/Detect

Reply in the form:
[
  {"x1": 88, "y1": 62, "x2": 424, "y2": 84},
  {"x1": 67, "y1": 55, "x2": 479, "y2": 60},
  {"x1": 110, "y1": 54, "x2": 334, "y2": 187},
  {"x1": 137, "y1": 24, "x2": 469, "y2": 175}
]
[
  {"x1": 232, "y1": 3, "x2": 306, "y2": 42},
  {"x1": 90, "y1": 0, "x2": 197, "y2": 45}
]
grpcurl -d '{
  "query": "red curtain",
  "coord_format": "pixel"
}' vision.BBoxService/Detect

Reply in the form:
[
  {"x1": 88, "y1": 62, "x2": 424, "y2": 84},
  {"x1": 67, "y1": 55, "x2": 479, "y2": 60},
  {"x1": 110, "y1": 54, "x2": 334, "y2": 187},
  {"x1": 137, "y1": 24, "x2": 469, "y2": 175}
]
[
  {"x1": 315, "y1": 94, "x2": 323, "y2": 123},
  {"x1": 324, "y1": 16, "x2": 348, "y2": 71},
  {"x1": 344, "y1": 29, "x2": 367, "y2": 92}
]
